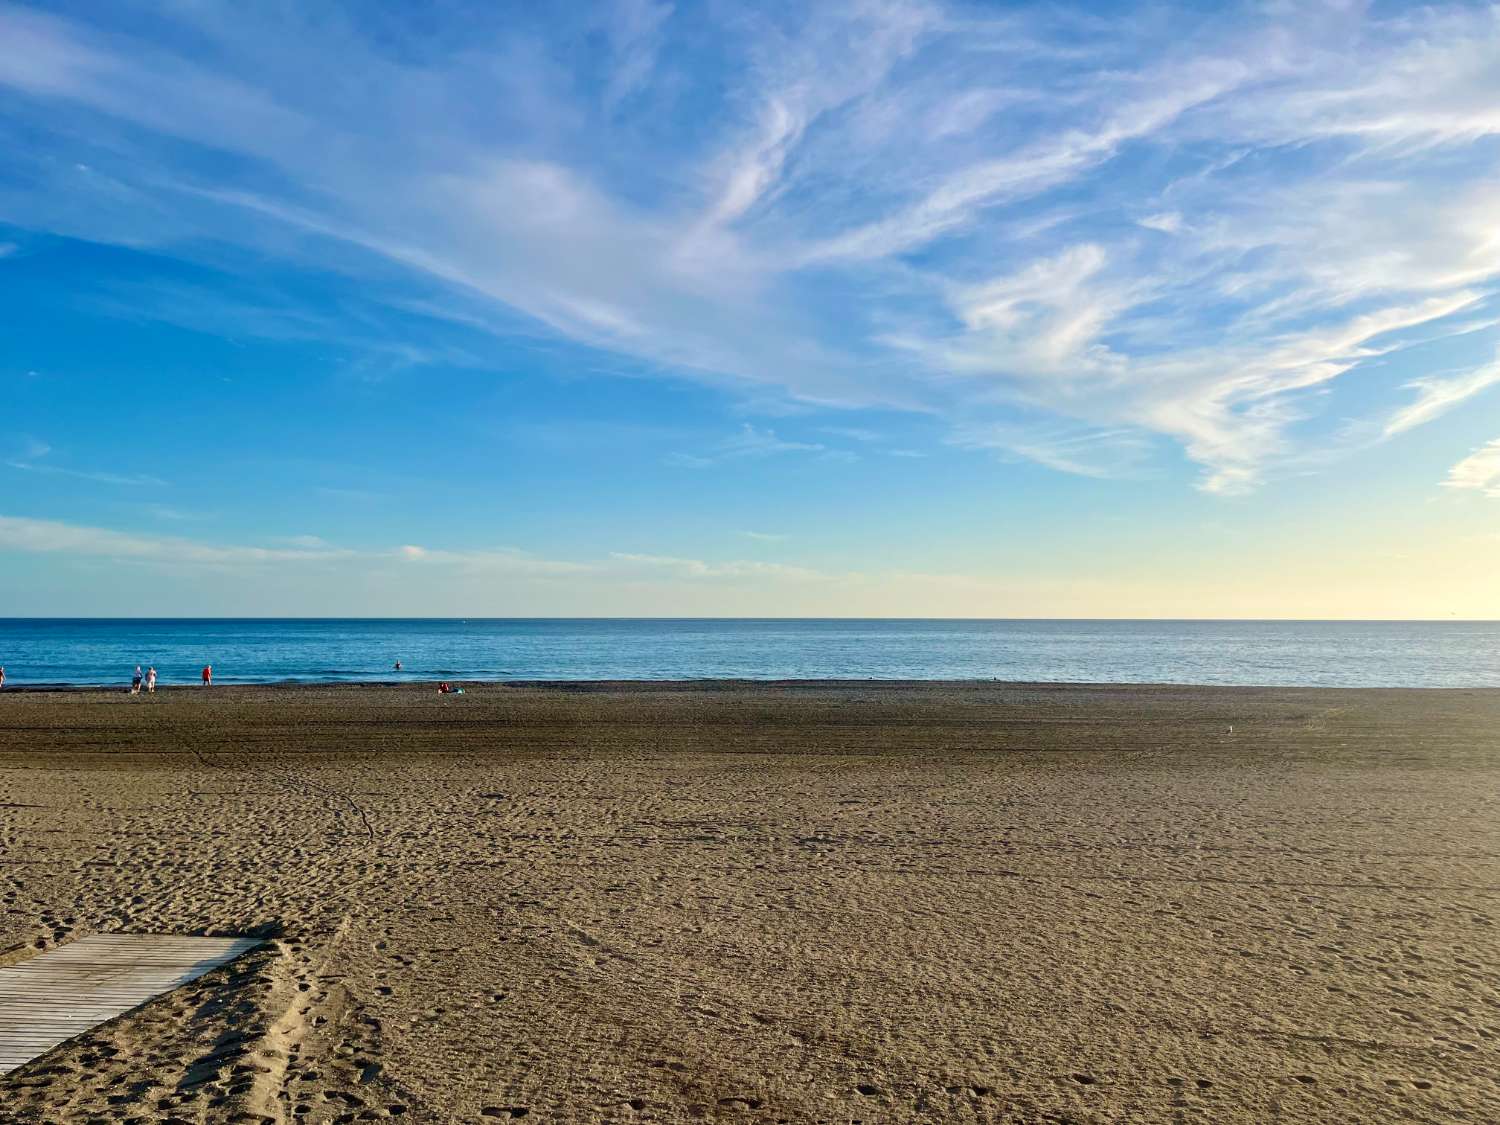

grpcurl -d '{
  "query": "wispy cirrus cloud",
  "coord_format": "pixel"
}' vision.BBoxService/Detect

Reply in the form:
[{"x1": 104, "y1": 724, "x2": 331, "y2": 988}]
[
  {"x1": 818, "y1": 426, "x2": 882, "y2": 443},
  {"x1": 0, "y1": 512, "x2": 825, "y2": 583},
  {"x1": 0, "y1": 514, "x2": 582, "y2": 576},
  {"x1": 667, "y1": 423, "x2": 830, "y2": 467},
  {"x1": 600, "y1": 0, "x2": 674, "y2": 114},
  {"x1": 608, "y1": 552, "x2": 826, "y2": 581},
  {"x1": 137, "y1": 504, "x2": 202, "y2": 522},
  {"x1": 1444, "y1": 439, "x2": 1500, "y2": 498},
  {"x1": 6, "y1": 438, "x2": 166, "y2": 487},
  {"x1": 0, "y1": 514, "x2": 345, "y2": 564},
  {"x1": 1, "y1": 0, "x2": 1497, "y2": 494},
  {"x1": 948, "y1": 423, "x2": 1152, "y2": 480},
  {"x1": 1384, "y1": 355, "x2": 1500, "y2": 437},
  {"x1": 392, "y1": 543, "x2": 593, "y2": 576}
]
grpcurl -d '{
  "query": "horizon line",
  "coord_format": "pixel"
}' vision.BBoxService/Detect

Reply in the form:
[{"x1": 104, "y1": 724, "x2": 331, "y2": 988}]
[{"x1": 1, "y1": 616, "x2": 1495, "y2": 624}]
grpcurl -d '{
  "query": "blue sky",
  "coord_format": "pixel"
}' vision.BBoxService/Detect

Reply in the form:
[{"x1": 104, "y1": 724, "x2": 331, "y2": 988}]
[{"x1": 2, "y1": 0, "x2": 1498, "y2": 616}]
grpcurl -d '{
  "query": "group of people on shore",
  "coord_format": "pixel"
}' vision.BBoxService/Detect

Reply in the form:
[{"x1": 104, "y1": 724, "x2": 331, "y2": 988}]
[
  {"x1": 0, "y1": 665, "x2": 215, "y2": 691},
  {"x1": 0, "y1": 662, "x2": 451, "y2": 691},
  {"x1": 127, "y1": 664, "x2": 212, "y2": 693}
]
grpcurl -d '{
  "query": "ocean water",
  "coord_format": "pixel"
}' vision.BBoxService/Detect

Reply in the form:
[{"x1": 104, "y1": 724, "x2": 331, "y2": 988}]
[{"x1": 0, "y1": 618, "x2": 1496, "y2": 688}]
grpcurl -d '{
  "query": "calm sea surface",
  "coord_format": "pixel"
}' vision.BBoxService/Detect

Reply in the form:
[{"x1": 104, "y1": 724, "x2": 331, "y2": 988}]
[{"x1": 0, "y1": 619, "x2": 1496, "y2": 688}]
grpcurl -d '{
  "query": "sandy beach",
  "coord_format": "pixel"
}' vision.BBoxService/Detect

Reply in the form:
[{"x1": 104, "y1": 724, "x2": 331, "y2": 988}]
[{"x1": 1, "y1": 681, "x2": 1496, "y2": 1124}]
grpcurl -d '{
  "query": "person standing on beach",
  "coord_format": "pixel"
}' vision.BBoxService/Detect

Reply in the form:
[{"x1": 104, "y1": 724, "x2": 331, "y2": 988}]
[
  {"x1": 146, "y1": 666, "x2": 157, "y2": 694},
  {"x1": 0, "y1": 666, "x2": 5, "y2": 690},
  {"x1": 131, "y1": 666, "x2": 143, "y2": 695},
  {"x1": 201, "y1": 664, "x2": 212, "y2": 687}
]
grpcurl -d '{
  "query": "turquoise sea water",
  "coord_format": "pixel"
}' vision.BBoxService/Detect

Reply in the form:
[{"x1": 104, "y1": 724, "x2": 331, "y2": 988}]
[{"x1": 0, "y1": 619, "x2": 1496, "y2": 688}]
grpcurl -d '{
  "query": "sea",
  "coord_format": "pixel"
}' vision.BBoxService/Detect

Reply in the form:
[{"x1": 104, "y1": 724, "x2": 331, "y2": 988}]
[{"x1": 0, "y1": 618, "x2": 1496, "y2": 689}]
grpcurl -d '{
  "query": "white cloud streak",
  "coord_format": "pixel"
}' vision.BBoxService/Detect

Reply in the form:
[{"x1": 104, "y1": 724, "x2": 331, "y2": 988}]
[
  {"x1": 1384, "y1": 356, "x2": 1500, "y2": 437},
  {"x1": 667, "y1": 423, "x2": 829, "y2": 467},
  {"x1": 6, "y1": 438, "x2": 166, "y2": 487},
  {"x1": 601, "y1": 0, "x2": 674, "y2": 113},
  {"x1": 1443, "y1": 438, "x2": 1500, "y2": 498},
  {"x1": 608, "y1": 552, "x2": 827, "y2": 581},
  {"x1": 0, "y1": 515, "x2": 346, "y2": 564},
  {"x1": 0, "y1": 513, "x2": 825, "y2": 583}
]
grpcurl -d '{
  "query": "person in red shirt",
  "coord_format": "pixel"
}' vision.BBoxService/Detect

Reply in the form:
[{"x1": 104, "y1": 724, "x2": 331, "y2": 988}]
[{"x1": 201, "y1": 665, "x2": 212, "y2": 687}]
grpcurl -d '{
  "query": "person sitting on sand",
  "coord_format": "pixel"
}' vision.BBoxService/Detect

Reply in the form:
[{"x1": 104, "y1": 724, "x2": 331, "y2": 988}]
[
  {"x1": 146, "y1": 666, "x2": 157, "y2": 694},
  {"x1": 131, "y1": 666, "x2": 143, "y2": 695},
  {"x1": 201, "y1": 664, "x2": 212, "y2": 687}
]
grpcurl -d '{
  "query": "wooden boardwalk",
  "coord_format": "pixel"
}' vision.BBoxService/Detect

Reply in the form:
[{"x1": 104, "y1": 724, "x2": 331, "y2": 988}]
[{"x1": 0, "y1": 933, "x2": 263, "y2": 1075}]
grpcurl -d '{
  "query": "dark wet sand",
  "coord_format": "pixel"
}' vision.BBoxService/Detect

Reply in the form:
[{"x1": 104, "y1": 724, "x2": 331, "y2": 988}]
[{"x1": 1, "y1": 681, "x2": 1497, "y2": 1123}]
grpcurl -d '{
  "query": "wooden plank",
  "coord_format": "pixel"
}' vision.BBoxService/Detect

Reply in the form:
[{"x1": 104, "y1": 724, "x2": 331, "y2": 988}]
[{"x1": 0, "y1": 934, "x2": 262, "y2": 1075}]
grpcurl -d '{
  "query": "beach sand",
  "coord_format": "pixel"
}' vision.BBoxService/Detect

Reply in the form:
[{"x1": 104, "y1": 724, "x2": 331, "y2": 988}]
[{"x1": 0, "y1": 681, "x2": 1496, "y2": 1123}]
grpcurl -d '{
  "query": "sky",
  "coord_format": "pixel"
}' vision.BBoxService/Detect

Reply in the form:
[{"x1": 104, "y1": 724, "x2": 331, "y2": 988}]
[{"x1": 1, "y1": 0, "x2": 1499, "y2": 617}]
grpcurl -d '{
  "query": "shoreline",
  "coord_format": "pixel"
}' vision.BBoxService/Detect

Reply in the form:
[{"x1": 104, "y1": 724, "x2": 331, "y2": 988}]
[{"x1": 4, "y1": 675, "x2": 1499, "y2": 693}]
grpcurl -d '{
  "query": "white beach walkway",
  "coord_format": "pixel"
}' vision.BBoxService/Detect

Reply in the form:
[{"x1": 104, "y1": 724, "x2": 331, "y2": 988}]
[{"x1": 0, "y1": 933, "x2": 262, "y2": 1075}]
